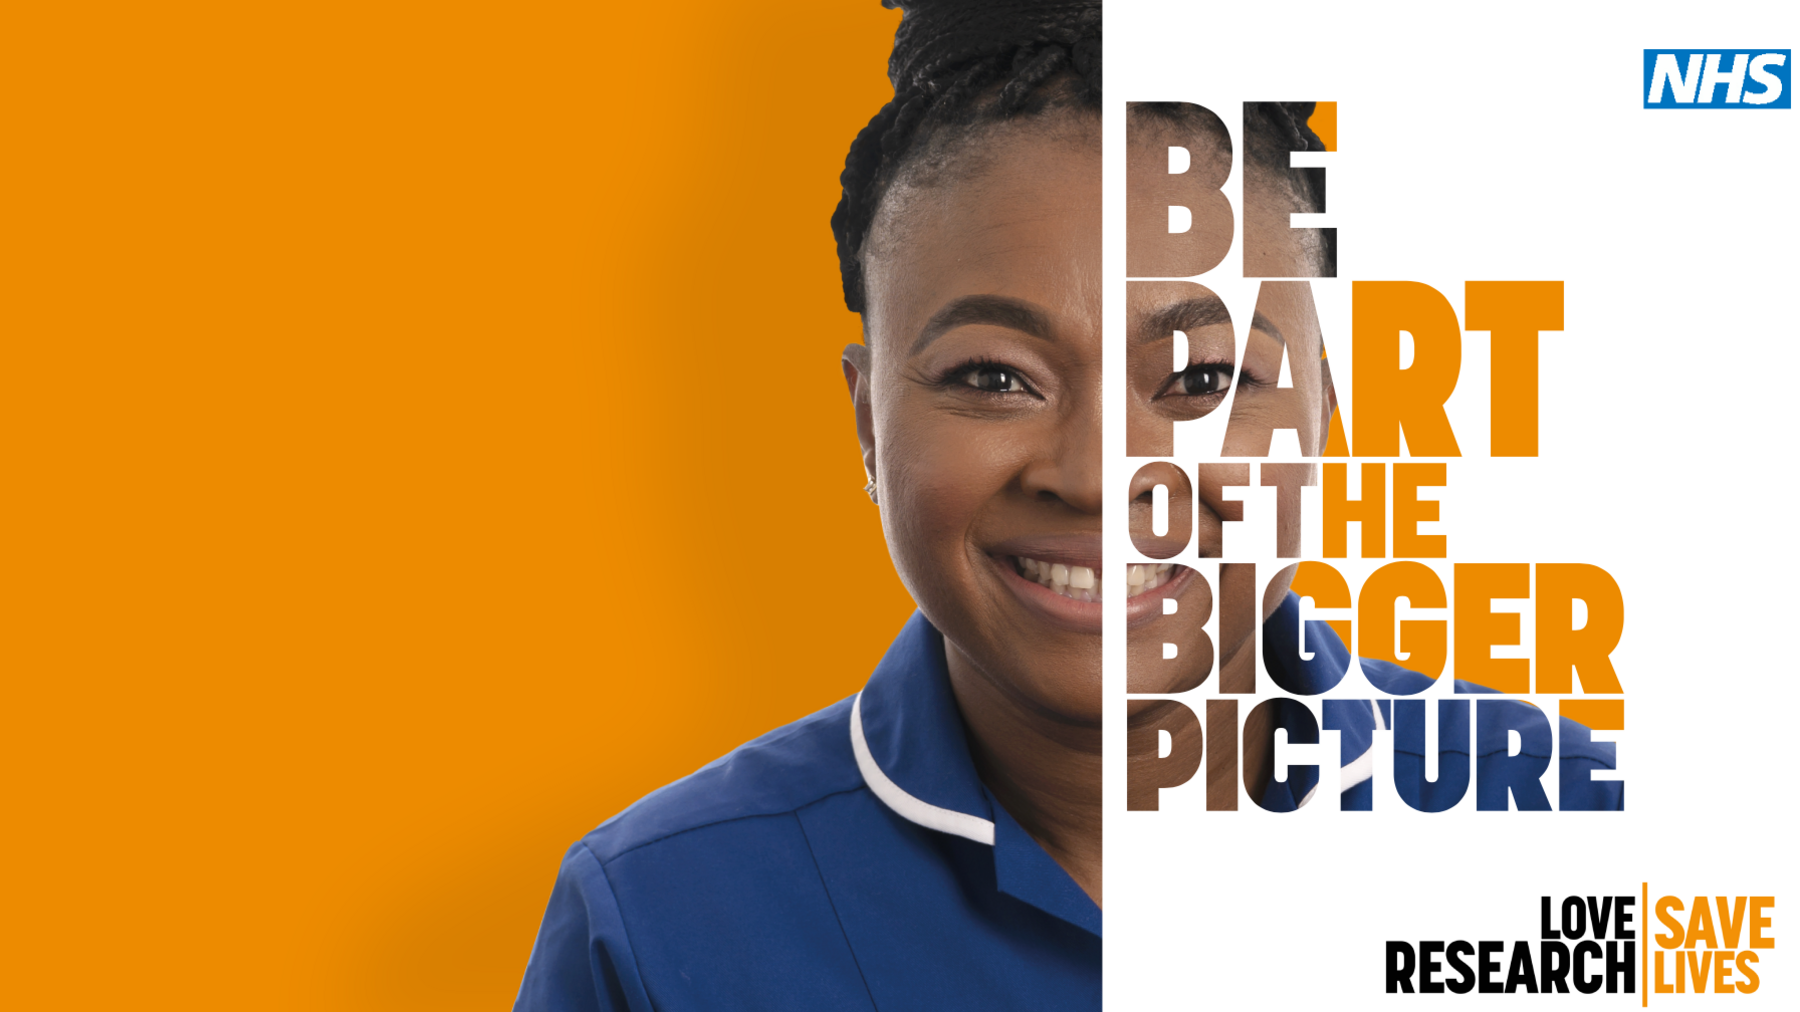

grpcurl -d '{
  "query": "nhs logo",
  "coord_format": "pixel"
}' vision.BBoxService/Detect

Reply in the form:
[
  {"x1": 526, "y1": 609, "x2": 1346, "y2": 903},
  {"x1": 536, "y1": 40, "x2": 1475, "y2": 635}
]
[{"x1": 1643, "y1": 50, "x2": 1790, "y2": 108}]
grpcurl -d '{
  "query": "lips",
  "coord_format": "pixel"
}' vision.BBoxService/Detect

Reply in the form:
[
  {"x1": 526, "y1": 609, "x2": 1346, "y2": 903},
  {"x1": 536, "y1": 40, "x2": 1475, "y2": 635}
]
[
  {"x1": 1124, "y1": 563, "x2": 1194, "y2": 629},
  {"x1": 987, "y1": 536, "x2": 1101, "y2": 633},
  {"x1": 985, "y1": 535, "x2": 1196, "y2": 636}
]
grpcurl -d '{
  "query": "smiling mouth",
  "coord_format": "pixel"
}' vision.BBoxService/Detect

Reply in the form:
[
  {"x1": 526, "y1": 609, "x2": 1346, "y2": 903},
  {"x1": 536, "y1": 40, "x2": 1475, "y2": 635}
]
[
  {"x1": 1124, "y1": 563, "x2": 1176, "y2": 597},
  {"x1": 1009, "y1": 556, "x2": 1177, "y2": 603}
]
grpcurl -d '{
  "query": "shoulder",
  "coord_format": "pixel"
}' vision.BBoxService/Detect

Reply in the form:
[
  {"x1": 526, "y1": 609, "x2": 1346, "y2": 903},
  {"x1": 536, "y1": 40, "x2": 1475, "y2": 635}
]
[
  {"x1": 575, "y1": 695, "x2": 866, "y2": 867},
  {"x1": 517, "y1": 698, "x2": 885, "y2": 1010}
]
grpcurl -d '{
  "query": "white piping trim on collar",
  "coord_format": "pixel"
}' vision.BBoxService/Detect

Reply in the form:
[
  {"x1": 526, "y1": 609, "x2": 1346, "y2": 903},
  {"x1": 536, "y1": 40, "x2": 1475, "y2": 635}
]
[
  {"x1": 1339, "y1": 745, "x2": 1374, "y2": 794},
  {"x1": 1330, "y1": 698, "x2": 1384, "y2": 795},
  {"x1": 850, "y1": 691, "x2": 996, "y2": 846},
  {"x1": 1323, "y1": 697, "x2": 1385, "y2": 797}
]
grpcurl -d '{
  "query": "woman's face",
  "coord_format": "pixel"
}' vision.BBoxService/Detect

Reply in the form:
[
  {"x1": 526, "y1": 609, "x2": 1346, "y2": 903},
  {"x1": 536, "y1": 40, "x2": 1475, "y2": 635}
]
[
  {"x1": 1123, "y1": 126, "x2": 1331, "y2": 691},
  {"x1": 842, "y1": 116, "x2": 1329, "y2": 716},
  {"x1": 846, "y1": 116, "x2": 1103, "y2": 723}
]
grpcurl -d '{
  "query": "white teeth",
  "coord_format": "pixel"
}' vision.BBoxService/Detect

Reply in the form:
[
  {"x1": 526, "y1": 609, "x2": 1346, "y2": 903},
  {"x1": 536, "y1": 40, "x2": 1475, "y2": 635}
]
[
  {"x1": 1009, "y1": 555, "x2": 1179, "y2": 604},
  {"x1": 1011, "y1": 555, "x2": 1103, "y2": 603},
  {"x1": 1128, "y1": 562, "x2": 1176, "y2": 594},
  {"x1": 1131, "y1": 562, "x2": 1179, "y2": 598}
]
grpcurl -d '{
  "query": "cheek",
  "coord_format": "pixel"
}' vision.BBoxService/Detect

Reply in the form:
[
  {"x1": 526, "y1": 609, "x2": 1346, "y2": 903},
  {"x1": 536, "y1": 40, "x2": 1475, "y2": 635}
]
[
  {"x1": 1274, "y1": 469, "x2": 1313, "y2": 557},
  {"x1": 1255, "y1": 360, "x2": 1327, "y2": 450},
  {"x1": 876, "y1": 413, "x2": 1022, "y2": 572},
  {"x1": 1220, "y1": 389, "x2": 1325, "y2": 458},
  {"x1": 1290, "y1": 360, "x2": 1327, "y2": 451}
]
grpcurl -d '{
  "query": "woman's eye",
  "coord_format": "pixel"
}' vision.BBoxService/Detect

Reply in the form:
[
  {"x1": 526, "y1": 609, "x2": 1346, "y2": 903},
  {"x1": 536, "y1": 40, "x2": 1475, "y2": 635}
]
[
  {"x1": 961, "y1": 365, "x2": 1027, "y2": 393},
  {"x1": 1168, "y1": 362, "x2": 1233, "y2": 397}
]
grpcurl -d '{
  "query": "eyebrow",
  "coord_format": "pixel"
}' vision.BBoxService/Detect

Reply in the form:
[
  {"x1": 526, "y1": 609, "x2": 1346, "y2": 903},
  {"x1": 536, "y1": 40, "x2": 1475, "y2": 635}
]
[
  {"x1": 912, "y1": 295, "x2": 1054, "y2": 355},
  {"x1": 1134, "y1": 294, "x2": 1286, "y2": 347},
  {"x1": 1251, "y1": 311, "x2": 1286, "y2": 346}
]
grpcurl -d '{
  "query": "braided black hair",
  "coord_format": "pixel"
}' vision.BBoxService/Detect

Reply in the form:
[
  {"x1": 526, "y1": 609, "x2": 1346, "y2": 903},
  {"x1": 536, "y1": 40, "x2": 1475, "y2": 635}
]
[
  {"x1": 832, "y1": 5, "x2": 1335, "y2": 311},
  {"x1": 831, "y1": 0, "x2": 1102, "y2": 313},
  {"x1": 1243, "y1": 101, "x2": 1334, "y2": 276}
]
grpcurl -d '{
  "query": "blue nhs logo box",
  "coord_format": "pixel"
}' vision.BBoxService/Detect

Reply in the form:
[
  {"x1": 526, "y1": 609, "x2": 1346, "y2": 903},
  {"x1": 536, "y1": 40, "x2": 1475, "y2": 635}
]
[{"x1": 1643, "y1": 50, "x2": 1790, "y2": 108}]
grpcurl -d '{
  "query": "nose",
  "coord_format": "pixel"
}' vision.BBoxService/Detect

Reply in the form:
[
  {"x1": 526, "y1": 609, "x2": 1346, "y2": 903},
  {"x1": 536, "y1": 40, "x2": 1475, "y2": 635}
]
[{"x1": 1018, "y1": 387, "x2": 1102, "y2": 515}]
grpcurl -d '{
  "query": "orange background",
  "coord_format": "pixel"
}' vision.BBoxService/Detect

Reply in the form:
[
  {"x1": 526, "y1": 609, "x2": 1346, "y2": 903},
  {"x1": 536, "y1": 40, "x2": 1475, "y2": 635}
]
[{"x1": 2, "y1": 3, "x2": 908, "y2": 1008}]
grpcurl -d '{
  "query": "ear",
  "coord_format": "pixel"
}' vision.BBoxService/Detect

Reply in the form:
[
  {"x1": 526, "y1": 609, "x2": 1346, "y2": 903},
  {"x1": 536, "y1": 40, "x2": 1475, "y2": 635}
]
[{"x1": 842, "y1": 343, "x2": 877, "y2": 481}]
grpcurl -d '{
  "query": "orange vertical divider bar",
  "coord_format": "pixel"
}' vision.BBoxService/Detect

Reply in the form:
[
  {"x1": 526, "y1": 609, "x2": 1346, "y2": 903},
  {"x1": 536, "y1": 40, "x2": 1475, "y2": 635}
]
[{"x1": 1642, "y1": 881, "x2": 1649, "y2": 1006}]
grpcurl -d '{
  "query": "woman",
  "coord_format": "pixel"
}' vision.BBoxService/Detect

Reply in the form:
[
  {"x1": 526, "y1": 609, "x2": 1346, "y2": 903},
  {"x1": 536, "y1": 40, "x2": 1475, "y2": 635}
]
[
  {"x1": 517, "y1": 5, "x2": 1105, "y2": 1009},
  {"x1": 514, "y1": 3, "x2": 1357, "y2": 1008}
]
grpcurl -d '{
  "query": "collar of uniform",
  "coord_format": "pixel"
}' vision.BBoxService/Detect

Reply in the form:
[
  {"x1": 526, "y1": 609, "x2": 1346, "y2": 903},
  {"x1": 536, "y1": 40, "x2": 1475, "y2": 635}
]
[
  {"x1": 851, "y1": 611, "x2": 996, "y2": 844},
  {"x1": 990, "y1": 792, "x2": 1103, "y2": 936},
  {"x1": 852, "y1": 611, "x2": 1102, "y2": 937}
]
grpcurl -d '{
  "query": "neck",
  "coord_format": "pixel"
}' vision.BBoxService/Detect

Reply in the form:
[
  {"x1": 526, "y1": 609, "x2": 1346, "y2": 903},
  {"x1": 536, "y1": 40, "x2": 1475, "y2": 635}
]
[{"x1": 943, "y1": 642, "x2": 1103, "y2": 907}]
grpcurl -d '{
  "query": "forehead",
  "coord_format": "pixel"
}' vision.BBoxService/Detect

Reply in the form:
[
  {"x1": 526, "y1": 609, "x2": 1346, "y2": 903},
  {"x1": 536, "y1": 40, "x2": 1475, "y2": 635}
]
[
  {"x1": 1127, "y1": 109, "x2": 1232, "y2": 173},
  {"x1": 859, "y1": 116, "x2": 1101, "y2": 345},
  {"x1": 1124, "y1": 110, "x2": 1326, "y2": 281}
]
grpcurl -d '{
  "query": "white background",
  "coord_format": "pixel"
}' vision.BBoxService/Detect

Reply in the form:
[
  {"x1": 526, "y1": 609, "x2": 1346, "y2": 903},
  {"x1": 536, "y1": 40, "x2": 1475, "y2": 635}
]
[{"x1": 1102, "y1": 2, "x2": 1799, "y2": 1007}]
